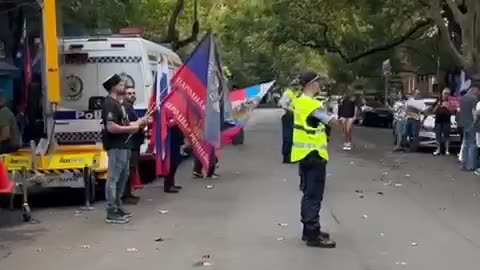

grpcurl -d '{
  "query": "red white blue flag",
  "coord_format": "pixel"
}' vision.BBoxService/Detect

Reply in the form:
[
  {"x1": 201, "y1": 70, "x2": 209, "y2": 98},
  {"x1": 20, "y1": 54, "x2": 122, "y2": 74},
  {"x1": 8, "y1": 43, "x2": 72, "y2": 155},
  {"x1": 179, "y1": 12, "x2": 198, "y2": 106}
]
[{"x1": 149, "y1": 57, "x2": 172, "y2": 176}]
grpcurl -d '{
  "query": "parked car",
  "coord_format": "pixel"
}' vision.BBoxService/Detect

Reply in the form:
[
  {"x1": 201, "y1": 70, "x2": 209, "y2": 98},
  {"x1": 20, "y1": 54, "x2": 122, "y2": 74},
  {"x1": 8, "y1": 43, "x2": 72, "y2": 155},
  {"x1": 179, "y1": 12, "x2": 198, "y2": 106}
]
[
  {"x1": 359, "y1": 100, "x2": 393, "y2": 127},
  {"x1": 392, "y1": 98, "x2": 461, "y2": 149}
]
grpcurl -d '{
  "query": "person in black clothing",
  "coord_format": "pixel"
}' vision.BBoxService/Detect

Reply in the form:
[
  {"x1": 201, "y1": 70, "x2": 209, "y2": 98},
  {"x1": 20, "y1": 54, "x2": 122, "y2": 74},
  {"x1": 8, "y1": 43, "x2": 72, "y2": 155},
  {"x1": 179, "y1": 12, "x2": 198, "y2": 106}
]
[
  {"x1": 164, "y1": 122, "x2": 185, "y2": 193},
  {"x1": 122, "y1": 87, "x2": 145, "y2": 204},
  {"x1": 338, "y1": 95, "x2": 357, "y2": 151},
  {"x1": 433, "y1": 88, "x2": 452, "y2": 156},
  {"x1": 102, "y1": 74, "x2": 146, "y2": 224}
]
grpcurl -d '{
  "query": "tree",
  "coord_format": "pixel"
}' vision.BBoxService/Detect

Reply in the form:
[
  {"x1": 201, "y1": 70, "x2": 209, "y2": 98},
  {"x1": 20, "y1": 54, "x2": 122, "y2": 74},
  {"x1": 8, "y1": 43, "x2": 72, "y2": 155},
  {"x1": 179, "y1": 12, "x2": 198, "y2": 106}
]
[
  {"x1": 61, "y1": 0, "x2": 200, "y2": 51},
  {"x1": 269, "y1": 0, "x2": 479, "y2": 79},
  {"x1": 429, "y1": 0, "x2": 480, "y2": 79}
]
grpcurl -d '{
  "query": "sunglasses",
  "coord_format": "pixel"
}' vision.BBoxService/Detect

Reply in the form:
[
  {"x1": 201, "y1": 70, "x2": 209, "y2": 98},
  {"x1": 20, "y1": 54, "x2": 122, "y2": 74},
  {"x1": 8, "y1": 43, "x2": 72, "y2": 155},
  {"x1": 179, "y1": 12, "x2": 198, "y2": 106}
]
[{"x1": 126, "y1": 92, "x2": 136, "y2": 96}]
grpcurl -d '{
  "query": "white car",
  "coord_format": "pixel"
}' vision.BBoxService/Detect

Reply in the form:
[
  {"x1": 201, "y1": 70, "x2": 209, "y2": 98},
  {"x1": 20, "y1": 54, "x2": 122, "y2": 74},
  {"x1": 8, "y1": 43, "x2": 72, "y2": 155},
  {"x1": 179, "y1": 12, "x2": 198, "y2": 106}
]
[{"x1": 393, "y1": 98, "x2": 461, "y2": 149}]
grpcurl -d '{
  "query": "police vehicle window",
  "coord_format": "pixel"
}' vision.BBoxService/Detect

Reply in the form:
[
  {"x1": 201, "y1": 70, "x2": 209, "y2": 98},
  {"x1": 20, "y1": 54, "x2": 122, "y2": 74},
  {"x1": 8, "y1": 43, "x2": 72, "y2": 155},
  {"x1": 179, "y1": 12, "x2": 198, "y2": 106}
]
[
  {"x1": 111, "y1": 44, "x2": 125, "y2": 48},
  {"x1": 65, "y1": 53, "x2": 88, "y2": 64}
]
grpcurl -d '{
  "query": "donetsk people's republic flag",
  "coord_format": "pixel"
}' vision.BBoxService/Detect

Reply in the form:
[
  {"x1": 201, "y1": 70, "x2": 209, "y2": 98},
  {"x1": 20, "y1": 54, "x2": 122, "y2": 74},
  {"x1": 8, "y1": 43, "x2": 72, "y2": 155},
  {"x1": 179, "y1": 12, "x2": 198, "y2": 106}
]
[{"x1": 161, "y1": 33, "x2": 224, "y2": 173}]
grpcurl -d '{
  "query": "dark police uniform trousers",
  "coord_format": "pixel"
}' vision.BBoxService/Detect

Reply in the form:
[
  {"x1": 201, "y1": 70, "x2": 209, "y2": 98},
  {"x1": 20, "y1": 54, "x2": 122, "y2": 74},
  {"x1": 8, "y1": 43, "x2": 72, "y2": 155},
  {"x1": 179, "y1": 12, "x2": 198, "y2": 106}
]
[
  {"x1": 281, "y1": 111, "x2": 294, "y2": 162},
  {"x1": 299, "y1": 151, "x2": 327, "y2": 238},
  {"x1": 299, "y1": 128, "x2": 330, "y2": 191}
]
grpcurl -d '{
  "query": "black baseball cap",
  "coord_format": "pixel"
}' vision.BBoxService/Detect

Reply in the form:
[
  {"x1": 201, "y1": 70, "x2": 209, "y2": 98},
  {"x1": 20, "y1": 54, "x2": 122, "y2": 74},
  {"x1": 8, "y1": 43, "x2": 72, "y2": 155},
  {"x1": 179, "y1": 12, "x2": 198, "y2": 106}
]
[
  {"x1": 102, "y1": 74, "x2": 122, "y2": 92},
  {"x1": 299, "y1": 71, "x2": 327, "y2": 86}
]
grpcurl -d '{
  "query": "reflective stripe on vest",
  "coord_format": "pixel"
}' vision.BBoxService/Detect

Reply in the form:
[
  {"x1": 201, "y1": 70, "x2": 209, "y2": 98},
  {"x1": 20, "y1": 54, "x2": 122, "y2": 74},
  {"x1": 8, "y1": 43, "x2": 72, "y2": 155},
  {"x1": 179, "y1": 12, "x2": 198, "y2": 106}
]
[{"x1": 292, "y1": 143, "x2": 328, "y2": 150}]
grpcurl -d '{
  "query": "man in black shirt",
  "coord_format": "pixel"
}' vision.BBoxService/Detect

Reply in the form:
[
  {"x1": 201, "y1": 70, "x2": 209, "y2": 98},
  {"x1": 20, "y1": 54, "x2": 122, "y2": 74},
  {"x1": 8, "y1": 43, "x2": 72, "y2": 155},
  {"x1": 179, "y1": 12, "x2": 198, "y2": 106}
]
[
  {"x1": 102, "y1": 74, "x2": 146, "y2": 224},
  {"x1": 122, "y1": 87, "x2": 145, "y2": 204}
]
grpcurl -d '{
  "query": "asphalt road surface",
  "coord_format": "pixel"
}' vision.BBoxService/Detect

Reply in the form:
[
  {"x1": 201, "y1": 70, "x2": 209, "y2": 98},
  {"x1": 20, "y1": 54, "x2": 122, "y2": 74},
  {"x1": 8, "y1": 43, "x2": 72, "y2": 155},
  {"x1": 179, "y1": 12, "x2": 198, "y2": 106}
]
[{"x1": 1, "y1": 109, "x2": 480, "y2": 270}]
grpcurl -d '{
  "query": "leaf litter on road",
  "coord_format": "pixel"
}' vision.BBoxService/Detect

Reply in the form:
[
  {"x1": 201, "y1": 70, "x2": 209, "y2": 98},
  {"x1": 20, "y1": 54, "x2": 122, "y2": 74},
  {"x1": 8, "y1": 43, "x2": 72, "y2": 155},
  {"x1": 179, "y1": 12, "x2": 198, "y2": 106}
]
[
  {"x1": 362, "y1": 214, "x2": 368, "y2": 219},
  {"x1": 81, "y1": 244, "x2": 91, "y2": 249},
  {"x1": 411, "y1": 242, "x2": 418, "y2": 247},
  {"x1": 158, "y1": 209, "x2": 169, "y2": 214},
  {"x1": 205, "y1": 185, "x2": 215, "y2": 190},
  {"x1": 193, "y1": 255, "x2": 213, "y2": 267},
  {"x1": 127, "y1": 248, "x2": 140, "y2": 252},
  {"x1": 277, "y1": 222, "x2": 288, "y2": 227}
]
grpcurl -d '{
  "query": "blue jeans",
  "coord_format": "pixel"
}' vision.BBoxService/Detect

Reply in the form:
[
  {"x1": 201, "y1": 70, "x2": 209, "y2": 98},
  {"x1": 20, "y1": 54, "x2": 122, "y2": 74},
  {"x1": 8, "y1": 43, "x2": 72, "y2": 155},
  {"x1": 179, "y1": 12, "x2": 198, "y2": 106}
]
[
  {"x1": 395, "y1": 119, "x2": 407, "y2": 147},
  {"x1": 462, "y1": 127, "x2": 477, "y2": 170},
  {"x1": 105, "y1": 149, "x2": 130, "y2": 212},
  {"x1": 404, "y1": 119, "x2": 421, "y2": 150}
]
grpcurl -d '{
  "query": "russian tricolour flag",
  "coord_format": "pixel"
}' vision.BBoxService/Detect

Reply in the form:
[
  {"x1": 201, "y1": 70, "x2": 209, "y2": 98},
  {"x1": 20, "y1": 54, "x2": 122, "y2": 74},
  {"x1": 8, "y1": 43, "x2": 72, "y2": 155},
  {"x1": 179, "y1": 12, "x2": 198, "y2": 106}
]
[{"x1": 149, "y1": 57, "x2": 172, "y2": 176}]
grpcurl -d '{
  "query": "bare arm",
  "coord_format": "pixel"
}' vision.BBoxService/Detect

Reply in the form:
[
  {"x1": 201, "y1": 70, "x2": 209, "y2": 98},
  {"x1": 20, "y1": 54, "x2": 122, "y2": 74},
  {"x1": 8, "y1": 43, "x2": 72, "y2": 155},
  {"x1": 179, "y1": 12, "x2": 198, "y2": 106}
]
[{"x1": 106, "y1": 121, "x2": 140, "y2": 134}]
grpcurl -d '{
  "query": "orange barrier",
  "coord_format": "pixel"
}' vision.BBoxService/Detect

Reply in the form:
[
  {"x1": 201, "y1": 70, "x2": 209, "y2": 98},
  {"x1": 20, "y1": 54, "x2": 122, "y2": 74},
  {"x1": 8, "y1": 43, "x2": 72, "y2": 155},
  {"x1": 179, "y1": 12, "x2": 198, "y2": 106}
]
[{"x1": 0, "y1": 160, "x2": 15, "y2": 194}]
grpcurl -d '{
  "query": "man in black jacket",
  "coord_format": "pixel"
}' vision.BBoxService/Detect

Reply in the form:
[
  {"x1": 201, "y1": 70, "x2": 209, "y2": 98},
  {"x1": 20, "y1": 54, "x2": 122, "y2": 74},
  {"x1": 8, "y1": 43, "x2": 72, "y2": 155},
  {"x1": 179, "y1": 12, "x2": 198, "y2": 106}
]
[{"x1": 122, "y1": 87, "x2": 145, "y2": 204}]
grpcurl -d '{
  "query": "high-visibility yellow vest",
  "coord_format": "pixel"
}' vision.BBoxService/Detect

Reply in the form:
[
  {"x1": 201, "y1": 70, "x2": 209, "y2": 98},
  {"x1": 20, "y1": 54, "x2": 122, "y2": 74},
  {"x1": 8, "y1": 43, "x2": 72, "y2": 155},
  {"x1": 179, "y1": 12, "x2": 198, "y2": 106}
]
[
  {"x1": 291, "y1": 95, "x2": 329, "y2": 162},
  {"x1": 283, "y1": 88, "x2": 301, "y2": 110}
]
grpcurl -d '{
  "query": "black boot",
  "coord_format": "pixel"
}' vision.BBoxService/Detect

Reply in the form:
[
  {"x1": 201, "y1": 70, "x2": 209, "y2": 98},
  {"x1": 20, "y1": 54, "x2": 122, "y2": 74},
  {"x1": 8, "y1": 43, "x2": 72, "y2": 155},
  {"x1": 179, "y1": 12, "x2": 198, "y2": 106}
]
[
  {"x1": 305, "y1": 235, "x2": 336, "y2": 248},
  {"x1": 302, "y1": 231, "x2": 330, "y2": 241},
  {"x1": 164, "y1": 188, "x2": 179, "y2": 194}
]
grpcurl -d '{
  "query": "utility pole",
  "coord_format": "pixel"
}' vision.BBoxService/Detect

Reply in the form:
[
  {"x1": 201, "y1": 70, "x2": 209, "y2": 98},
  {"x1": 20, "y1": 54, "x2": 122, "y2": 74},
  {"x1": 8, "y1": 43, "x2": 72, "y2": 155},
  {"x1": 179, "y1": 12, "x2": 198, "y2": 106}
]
[{"x1": 382, "y1": 59, "x2": 392, "y2": 106}]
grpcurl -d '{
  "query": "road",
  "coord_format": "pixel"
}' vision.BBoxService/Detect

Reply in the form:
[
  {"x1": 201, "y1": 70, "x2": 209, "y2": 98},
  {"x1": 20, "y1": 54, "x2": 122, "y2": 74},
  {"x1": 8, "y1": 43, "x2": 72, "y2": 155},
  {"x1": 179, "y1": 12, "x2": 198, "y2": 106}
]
[{"x1": 2, "y1": 109, "x2": 480, "y2": 269}]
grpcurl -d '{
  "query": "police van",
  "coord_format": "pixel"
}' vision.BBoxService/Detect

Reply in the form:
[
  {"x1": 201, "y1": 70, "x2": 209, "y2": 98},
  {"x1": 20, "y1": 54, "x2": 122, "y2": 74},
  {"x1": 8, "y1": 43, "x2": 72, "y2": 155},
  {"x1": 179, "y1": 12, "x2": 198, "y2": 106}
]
[{"x1": 54, "y1": 35, "x2": 182, "y2": 145}]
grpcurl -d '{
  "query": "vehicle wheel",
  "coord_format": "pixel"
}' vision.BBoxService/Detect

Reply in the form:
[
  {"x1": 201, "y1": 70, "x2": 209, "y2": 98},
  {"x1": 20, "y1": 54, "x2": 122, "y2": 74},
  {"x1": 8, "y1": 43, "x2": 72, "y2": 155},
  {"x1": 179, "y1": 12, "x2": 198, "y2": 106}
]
[{"x1": 22, "y1": 203, "x2": 31, "y2": 222}]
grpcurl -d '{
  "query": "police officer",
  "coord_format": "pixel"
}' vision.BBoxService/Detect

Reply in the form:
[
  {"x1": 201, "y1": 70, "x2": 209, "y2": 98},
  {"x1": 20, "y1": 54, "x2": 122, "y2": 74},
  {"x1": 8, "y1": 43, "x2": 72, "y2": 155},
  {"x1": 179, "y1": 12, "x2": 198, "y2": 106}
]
[
  {"x1": 292, "y1": 71, "x2": 338, "y2": 248},
  {"x1": 278, "y1": 80, "x2": 301, "y2": 163}
]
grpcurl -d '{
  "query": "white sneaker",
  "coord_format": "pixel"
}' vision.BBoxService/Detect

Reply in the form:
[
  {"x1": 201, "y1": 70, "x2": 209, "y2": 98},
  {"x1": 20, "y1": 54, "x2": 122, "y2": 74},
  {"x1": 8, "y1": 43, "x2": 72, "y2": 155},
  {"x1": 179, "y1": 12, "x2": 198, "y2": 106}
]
[
  {"x1": 433, "y1": 149, "x2": 440, "y2": 156},
  {"x1": 342, "y1": 143, "x2": 348, "y2": 150},
  {"x1": 445, "y1": 151, "x2": 450, "y2": 156},
  {"x1": 345, "y1": 143, "x2": 352, "y2": 151}
]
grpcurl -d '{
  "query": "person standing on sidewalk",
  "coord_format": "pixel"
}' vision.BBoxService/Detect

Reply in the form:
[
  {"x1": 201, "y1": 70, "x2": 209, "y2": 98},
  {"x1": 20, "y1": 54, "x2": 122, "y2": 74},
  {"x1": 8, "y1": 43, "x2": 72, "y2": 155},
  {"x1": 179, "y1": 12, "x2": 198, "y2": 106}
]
[
  {"x1": 291, "y1": 71, "x2": 338, "y2": 248},
  {"x1": 278, "y1": 81, "x2": 301, "y2": 163},
  {"x1": 403, "y1": 89, "x2": 425, "y2": 152},
  {"x1": 102, "y1": 74, "x2": 146, "y2": 224},
  {"x1": 393, "y1": 95, "x2": 408, "y2": 152},
  {"x1": 459, "y1": 83, "x2": 480, "y2": 171},
  {"x1": 433, "y1": 88, "x2": 452, "y2": 156},
  {"x1": 164, "y1": 122, "x2": 185, "y2": 193},
  {"x1": 122, "y1": 87, "x2": 144, "y2": 204}
]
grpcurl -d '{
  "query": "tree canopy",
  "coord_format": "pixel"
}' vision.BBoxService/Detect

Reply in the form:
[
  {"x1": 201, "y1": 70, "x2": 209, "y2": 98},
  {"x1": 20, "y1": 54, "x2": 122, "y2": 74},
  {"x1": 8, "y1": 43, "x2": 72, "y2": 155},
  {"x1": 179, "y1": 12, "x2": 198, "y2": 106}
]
[{"x1": 60, "y1": 0, "x2": 480, "y2": 90}]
